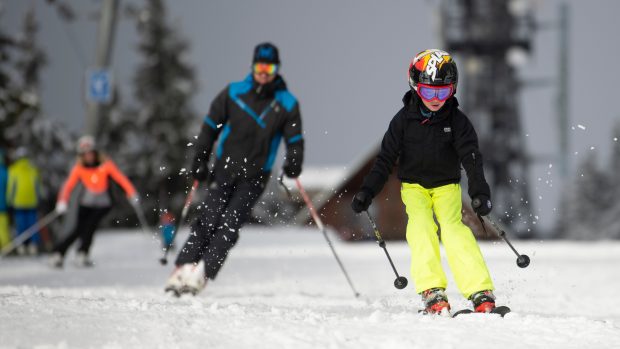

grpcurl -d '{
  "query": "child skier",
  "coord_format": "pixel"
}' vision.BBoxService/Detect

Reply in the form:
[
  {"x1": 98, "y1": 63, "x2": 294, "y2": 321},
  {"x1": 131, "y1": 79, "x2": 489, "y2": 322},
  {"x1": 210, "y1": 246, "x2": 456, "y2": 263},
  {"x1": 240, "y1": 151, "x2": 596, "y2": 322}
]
[
  {"x1": 351, "y1": 49, "x2": 496, "y2": 315},
  {"x1": 49, "y1": 135, "x2": 138, "y2": 267}
]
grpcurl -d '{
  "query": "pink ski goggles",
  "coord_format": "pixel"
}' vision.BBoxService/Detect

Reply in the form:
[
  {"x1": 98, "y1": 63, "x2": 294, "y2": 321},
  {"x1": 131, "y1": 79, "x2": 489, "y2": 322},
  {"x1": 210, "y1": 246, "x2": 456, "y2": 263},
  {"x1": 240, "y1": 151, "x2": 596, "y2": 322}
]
[{"x1": 417, "y1": 83, "x2": 454, "y2": 102}]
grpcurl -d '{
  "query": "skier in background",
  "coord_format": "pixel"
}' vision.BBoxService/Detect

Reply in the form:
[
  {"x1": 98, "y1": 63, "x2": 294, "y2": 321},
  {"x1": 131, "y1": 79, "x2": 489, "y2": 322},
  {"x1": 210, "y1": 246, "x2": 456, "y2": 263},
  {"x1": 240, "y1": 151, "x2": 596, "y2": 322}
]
[
  {"x1": 49, "y1": 136, "x2": 138, "y2": 268},
  {"x1": 6, "y1": 148, "x2": 41, "y2": 255},
  {"x1": 351, "y1": 49, "x2": 497, "y2": 315},
  {"x1": 0, "y1": 148, "x2": 10, "y2": 250},
  {"x1": 165, "y1": 42, "x2": 304, "y2": 295},
  {"x1": 159, "y1": 212, "x2": 175, "y2": 250}
]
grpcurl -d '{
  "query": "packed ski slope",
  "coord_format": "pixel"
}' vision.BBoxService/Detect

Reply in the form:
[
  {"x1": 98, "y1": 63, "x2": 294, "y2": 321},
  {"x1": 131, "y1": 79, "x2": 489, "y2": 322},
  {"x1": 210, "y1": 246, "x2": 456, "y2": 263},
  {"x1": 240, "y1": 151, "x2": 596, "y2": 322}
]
[{"x1": 1, "y1": 227, "x2": 619, "y2": 349}]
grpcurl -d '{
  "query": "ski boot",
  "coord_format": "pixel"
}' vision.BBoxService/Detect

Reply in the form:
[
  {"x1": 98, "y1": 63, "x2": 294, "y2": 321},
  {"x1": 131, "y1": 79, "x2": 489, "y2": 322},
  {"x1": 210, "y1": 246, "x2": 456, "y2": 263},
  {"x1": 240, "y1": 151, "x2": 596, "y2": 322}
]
[
  {"x1": 75, "y1": 252, "x2": 94, "y2": 267},
  {"x1": 470, "y1": 290, "x2": 496, "y2": 313},
  {"x1": 182, "y1": 260, "x2": 207, "y2": 296},
  {"x1": 27, "y1": 244, "x2": 39, "y2": 256},
  {"x1": 164, "y1": 263, "x2": 194, "y2": 297},
  {"x1": 16, "y1": 245, "x2": 26, "y2": 256},
  {"x1": 48, "y1": 252, "x2": 64, "y2": 268},
  {"x1": 421, "y1": 288, "x2": 451, "y2": 316}
]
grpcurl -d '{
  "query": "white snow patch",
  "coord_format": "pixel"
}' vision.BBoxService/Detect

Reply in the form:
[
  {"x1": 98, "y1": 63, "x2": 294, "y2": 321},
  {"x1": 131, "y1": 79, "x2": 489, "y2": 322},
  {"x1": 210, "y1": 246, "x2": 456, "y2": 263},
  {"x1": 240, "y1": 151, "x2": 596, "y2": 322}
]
[{"x1": 0, "y1": 228, "x2": 619, "y2": 348}]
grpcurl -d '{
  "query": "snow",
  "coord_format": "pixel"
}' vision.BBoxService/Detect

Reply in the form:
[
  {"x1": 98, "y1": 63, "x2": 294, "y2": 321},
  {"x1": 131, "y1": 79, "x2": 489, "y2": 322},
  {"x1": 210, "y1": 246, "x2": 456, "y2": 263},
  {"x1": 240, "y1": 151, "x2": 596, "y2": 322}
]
[{"x1": 1, "y1": 227, "x2": 620, "y2": 348}]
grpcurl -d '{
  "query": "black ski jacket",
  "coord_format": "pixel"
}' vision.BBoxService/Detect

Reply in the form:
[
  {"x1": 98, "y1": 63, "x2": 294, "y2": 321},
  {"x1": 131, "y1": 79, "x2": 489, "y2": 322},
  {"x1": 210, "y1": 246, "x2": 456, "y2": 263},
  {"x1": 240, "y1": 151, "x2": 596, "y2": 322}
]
[
  {"x1": 194, "y1": 74, "x2": 304, "y2": 181},
  {"x1": 361, "y1": 91, "x2": 490, "y2": 199}
]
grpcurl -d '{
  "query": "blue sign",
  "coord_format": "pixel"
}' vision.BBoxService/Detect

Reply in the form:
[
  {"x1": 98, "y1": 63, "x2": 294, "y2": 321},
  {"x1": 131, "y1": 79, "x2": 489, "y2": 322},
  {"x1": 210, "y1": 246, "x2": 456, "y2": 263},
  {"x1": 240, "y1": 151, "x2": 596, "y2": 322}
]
[{"x1": 86, "y1": 69, "x2": 112, "y2": 104}]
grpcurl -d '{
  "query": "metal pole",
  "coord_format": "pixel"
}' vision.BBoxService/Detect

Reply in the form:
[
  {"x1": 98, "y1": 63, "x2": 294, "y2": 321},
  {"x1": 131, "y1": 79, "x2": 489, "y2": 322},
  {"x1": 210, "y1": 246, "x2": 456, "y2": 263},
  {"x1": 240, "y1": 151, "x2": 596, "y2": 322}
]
[
  {"x1": 294, "y1": 178, "x2": 360, "y2": 298},
  {"x1": 86, "y1": 0, "x2": 119, "y2": 135},
  {"x1": 557, "y1": 3, "x2": 570, "y2": 177}
]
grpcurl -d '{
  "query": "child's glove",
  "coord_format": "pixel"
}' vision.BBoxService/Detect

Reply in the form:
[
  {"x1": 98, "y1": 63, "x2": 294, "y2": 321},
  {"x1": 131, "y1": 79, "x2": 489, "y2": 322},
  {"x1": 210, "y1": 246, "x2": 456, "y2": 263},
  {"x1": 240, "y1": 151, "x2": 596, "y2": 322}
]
[
  {"x1": 472, "y1": 195, "x2": 492, "y2": 216},
  {"x1": 351, "y1": 190, "x2": 373, "y2": 213}
]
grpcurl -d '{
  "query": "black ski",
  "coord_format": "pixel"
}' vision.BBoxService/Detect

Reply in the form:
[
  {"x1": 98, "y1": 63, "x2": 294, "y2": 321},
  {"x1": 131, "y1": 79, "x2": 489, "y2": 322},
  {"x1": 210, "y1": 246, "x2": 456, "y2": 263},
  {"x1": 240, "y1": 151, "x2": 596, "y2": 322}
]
[
  {"x1": 452, "y1": 309, "x2": 473, "y2": 317},
  {"x1": 452, "y1": 305, "x2": 511, "y2": 318}
]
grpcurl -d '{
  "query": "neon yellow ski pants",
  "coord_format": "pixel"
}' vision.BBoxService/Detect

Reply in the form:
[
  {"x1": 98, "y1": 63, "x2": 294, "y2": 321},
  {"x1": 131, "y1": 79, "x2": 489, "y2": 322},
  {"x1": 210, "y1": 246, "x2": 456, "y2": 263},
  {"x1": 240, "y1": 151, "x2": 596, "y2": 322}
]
[
  {"x1": 401, "y1": 183, "x2": 494, "y2": 298},
  {"x1": 0, "y1": 213, "x2": 10, "y2": 249}
]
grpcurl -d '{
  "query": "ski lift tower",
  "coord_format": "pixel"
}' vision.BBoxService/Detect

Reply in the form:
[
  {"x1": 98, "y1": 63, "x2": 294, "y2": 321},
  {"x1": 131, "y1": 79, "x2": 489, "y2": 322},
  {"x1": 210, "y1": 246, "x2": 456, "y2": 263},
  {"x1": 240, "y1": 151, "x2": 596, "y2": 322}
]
[{"x1": 439, "y1": 0, "x2": 536, "y2": 237}]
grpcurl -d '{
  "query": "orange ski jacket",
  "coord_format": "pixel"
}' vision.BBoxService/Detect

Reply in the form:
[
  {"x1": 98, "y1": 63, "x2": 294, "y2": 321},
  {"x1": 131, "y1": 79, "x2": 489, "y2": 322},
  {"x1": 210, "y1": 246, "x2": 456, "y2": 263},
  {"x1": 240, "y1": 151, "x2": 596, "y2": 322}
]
[{"x1": 58, "y1": 159, "x2": 136, "y2": 203}]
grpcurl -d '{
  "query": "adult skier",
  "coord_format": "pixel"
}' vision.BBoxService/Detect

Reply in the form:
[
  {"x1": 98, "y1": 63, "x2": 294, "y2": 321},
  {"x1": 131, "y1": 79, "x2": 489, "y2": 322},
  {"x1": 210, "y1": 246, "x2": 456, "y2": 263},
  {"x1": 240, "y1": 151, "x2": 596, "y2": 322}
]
[
  {"x1": 351, "y1": 49, "x2": 497, "y2": 315},
  {"x1": 49, "y1": 136, "x2": 138, "y2": 267},
  {"x1": 166, "y1": 42, "x2": 304, "y2": 295},
  {"x1": 6, "y1": 148, "x2": 41, "y2": 255}
]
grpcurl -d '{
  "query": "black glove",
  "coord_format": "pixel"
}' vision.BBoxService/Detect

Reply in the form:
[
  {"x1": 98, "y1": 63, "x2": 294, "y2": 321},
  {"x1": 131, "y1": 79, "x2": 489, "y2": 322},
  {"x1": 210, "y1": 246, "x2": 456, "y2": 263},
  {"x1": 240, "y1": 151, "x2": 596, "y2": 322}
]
[
  {"x1": 351, "y1": 190, "x2": 373, "y2": 213},
  {"x1": 191, "y1": 158, "x2": 210, "y2": 182},
  {"x1": 471, "y1": 195, "x2": 492, "y2": 216},
  {"x1": 283, "y1": 159, "x2": 302, "y2": 178}
]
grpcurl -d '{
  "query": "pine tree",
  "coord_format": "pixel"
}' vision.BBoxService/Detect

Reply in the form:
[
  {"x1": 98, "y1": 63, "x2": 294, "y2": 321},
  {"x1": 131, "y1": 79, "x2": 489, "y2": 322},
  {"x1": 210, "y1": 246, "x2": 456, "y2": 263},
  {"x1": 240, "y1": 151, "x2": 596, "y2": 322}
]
[
  {"x1": 558, "y1": 153, "x2": 612, "y2": 239},
  {"x1": 1, "y1": 7, "x2": 75, "y2": 210},
  {"x1": 557, "y1": 121, "x2": 620, "y2": 239},
  {"x1": 0, "y1": 2, "x2": 18, "y2": 147},
  {"x1": 104, "y1": 0, "x2": 197, "y2": 222}
]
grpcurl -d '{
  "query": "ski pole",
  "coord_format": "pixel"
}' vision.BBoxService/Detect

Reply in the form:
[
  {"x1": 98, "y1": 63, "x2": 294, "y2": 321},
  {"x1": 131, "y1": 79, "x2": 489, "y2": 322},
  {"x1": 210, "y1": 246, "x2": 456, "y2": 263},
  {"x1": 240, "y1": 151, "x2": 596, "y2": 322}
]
[
  {"x1": 130, "y1": 198, "x2": 152, "y2": 236},
  {"x1": 364, "y1": 211, "x2": 408, "y2": 289},
  {"x1": 159, "y1": 180, "x2": 199, "y2": 265},
  {"x1": 472, "y1": 198, "x2": 530, "y2": 268},
  {"x1": 0, "y1": 210, "x2": 60, "y2": 259},
  {"x1": 293, "y1": 177, "x2": 360, "y2": 298}
]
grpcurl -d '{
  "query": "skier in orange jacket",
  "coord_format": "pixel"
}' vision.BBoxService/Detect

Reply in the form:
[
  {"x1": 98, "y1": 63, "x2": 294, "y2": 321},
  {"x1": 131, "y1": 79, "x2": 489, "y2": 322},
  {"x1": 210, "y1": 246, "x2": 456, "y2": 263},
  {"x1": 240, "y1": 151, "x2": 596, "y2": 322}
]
[{"x1": 49, "y1": 136, "x2": 138, "y2": 267}]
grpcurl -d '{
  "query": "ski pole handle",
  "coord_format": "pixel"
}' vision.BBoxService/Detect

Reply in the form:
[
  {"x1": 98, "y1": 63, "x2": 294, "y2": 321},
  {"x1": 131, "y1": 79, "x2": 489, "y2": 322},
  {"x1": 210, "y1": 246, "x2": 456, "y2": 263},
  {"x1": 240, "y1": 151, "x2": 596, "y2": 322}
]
[
  {"x1": 180, "y1": 180, "x2": 199, "y2": 219},
  {"x1": 472, "y1": 197, "x2": 481, "y2": 209},
  {"x1": 277, "y1": 172, "x2": 293, "y2": 200},
  {"x1": 365, "y1": 210, "x2": 385, "y2": 244}
]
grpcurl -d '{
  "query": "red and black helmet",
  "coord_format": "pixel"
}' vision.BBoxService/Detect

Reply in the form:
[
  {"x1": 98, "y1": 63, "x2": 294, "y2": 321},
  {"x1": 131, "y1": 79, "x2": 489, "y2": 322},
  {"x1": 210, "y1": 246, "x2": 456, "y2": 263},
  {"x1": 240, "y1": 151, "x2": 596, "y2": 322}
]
[{"x1": 409, "y1": 49, "x2": 458, "y2": 93}]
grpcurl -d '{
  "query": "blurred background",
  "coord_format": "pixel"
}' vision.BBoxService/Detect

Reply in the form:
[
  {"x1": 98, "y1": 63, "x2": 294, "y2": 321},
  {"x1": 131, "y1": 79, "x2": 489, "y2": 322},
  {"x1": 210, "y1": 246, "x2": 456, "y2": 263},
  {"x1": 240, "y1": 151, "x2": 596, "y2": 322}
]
[{"x1": 1, "y1": 0, "x2": 619, "y2": 253}]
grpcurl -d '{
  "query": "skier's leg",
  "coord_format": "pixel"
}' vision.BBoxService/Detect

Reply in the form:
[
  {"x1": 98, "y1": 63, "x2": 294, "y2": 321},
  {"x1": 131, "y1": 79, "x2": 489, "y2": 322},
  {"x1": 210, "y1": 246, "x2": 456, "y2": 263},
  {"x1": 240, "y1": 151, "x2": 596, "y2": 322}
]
[
  {"x1": 175, "y1": 183, "x2": 232, "y2": 266},
  {"x1": 0, "y1": 212, "x2": 10, "y2": 249},
  {"x1": 76, "y1": 206, "x2": 111, "y2": 255},
  {"x1": 54, "y1": 206, "x2": 89, "y2": 256},
  {"x1": 13, "y1": 209, "x2": 27, "y2": 239},
  {"x1": 432, "y1": 184, "x2": 494, "y2": 299},
  {"x1": 400, "y1": 183, "x2": 447, "y2": 294},
  {"x1": 203, "y1": 178, "x2": 266, "y2": 279},
  {"x1": 25, "y1": 209, "x2": 40, "y2": 247},
  {"x1": 13, "y1": 209, "x2": 30, "y2": 253}
]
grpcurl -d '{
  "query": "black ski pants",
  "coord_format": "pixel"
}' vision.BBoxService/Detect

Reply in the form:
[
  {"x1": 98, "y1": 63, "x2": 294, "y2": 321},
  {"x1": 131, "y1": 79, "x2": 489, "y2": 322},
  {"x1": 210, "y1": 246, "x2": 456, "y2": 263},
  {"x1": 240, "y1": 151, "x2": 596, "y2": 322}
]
[
  {"x1": 54, "y1": 206, "x2": 110, "y2": 256},
  {"x1": 175, "y1": 176, "x2": 266, "y2": 279}
]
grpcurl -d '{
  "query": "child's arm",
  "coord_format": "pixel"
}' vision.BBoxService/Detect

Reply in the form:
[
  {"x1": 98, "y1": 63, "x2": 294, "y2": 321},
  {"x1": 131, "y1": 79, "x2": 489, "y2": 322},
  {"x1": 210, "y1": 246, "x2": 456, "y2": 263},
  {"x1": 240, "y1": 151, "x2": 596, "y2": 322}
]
[
  {"x1": 106, "y1": 160, "x2": 137, "y2": 198},
  {"x1": 453, "y1": 112, "x2": 491, "y2": 211},
  {"x1": 57, "y1": 163, "x2": 81, "y2": 204},
  {"x1": 356, "y1": 113, "x2": 404, "y2": 205}
]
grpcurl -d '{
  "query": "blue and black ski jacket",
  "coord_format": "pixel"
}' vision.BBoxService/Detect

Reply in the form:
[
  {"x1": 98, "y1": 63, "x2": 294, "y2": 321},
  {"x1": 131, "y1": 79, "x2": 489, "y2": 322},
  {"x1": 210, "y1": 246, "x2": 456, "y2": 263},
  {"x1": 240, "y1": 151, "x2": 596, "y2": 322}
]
[{"x1": 194, "y1": 74, "x2": 304, "y2": 181}]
